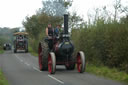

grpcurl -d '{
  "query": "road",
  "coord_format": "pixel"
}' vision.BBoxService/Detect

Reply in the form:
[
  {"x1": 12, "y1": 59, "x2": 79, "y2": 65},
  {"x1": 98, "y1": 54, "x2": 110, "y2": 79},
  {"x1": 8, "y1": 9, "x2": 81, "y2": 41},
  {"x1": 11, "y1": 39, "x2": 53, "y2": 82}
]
[{"x1": 0, "y1": 51, "x2": 124, "y2": 85}]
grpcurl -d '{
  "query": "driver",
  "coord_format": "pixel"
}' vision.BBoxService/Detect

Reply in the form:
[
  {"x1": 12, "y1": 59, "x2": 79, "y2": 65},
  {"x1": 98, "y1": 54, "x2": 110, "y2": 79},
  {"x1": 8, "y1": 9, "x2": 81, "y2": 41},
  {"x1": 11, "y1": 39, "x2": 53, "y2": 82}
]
[
  {"x1": 46, "y1": 24, "x2": 54, "y2": 38},
  {"x1": 45, "y1": 24, "x2": 54, "y2": 50}
]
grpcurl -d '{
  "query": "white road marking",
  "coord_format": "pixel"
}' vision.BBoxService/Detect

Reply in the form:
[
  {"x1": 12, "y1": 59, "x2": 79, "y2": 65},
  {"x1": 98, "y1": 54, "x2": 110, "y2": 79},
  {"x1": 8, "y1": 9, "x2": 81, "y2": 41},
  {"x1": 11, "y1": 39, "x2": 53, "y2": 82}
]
[
  {"x1": 24, "y1": 62, "x2": 30, "y2": 66},
  {"x1": 15, "y1": 54, "x2": 24, "y2": 63},
  {"x1": 33, "y1": 67, "x2": 42, "y2": 72},
  {"x1": 15, "y1": 54, "x2": 31, "y2": 67},
  {"x1": 48, "y1": 75, "x2": 64, "y2": 84},
  {"x1": 15, "y1": 55, "x2": 22, "y2": 61},
  {"x1": 15, "y1": 54, "x2": 42, "y2": 73},
  {"x1": 15, "y1": 54, "x2": 20, "y2": 59},
  {"x1": 15, "y1": 54, "x2": 64, "y2": 84},
  {"x1": 26, "y1": 53, "x2": 39, "y2": 67},
  {"x1": 20, "y1": 59, "x2": 23, "y2": 62}
]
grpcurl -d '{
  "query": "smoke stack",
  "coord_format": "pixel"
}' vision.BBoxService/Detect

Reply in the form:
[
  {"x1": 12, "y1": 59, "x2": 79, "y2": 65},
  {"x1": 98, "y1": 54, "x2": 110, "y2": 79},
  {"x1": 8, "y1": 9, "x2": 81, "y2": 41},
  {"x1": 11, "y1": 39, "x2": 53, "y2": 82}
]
[{"x1": 64, "y1": 14, "x2": 68, "y2": 34}]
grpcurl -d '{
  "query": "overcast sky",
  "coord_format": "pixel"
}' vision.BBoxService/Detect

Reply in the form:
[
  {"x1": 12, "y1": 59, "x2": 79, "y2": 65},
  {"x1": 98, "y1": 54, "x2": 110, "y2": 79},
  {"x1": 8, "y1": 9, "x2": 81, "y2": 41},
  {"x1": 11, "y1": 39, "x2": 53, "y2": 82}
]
[{"x1": 0, "y1": 0, "x2": 127, "y2": 28}]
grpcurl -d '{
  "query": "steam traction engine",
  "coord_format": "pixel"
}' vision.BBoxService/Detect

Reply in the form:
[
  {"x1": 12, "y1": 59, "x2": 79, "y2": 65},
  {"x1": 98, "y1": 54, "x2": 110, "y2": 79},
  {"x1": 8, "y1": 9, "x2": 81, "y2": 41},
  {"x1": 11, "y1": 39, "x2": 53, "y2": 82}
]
[
  {"x1": 38, "y1": 14, "x2": 86, "y2": 74},
  {"x1": 13, "y1": 32, "x2": 28, "y2": 53}
]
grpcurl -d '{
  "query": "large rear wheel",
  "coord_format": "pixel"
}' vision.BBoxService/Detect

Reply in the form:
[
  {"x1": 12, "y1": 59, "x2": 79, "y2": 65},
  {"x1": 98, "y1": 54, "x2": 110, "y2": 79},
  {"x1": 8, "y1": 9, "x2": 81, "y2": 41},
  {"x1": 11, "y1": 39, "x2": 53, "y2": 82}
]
[
  {"x1": 38, "y1": 42, "x2": 49, "y2": 71},
  {"x1": 38, "y1": 44, "x2": 43, "y2": 70},
  {"x1": 77, "y1": 51, "x2": 85, "y2": 73},
  {"x1": 48, "y1": 52, "x2": 56, "y2": 74}
]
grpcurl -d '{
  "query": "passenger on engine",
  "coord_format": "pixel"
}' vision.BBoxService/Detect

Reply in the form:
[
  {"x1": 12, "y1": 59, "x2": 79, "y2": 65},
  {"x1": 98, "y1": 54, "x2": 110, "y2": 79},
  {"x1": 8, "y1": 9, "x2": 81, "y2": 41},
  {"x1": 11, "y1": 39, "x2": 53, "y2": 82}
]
[
  {"x1": 54, "y1": 25, "x2": 60, "y2": 36},
  {"x1": 54, "y1": 25, "x2": 63, "y2": 37}
]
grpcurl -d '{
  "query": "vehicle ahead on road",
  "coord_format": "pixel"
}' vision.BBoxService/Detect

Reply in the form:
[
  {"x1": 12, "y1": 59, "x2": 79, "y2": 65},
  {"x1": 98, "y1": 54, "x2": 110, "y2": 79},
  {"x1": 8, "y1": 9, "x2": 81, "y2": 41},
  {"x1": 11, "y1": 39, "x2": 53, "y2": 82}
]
[
  {"x1": 38, "y1": 14, "x2": 86, "y2": 74},
  {"x1": 13, "y1": 32, "x2": 28, "y2": 53},
  {"x1": 3, "y1": 43, "x2": 12, "y2": 50}
]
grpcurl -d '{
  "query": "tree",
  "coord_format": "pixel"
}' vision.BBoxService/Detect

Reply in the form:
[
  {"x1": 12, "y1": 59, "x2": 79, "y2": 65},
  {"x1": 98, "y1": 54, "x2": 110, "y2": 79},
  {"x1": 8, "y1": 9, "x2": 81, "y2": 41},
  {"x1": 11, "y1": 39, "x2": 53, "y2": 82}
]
[
  {"x1": 113, "y1": 0, "x2": 121, "y2": 21},
  {"x1": 23, "y1": 15, "x2": 42, "y2": 39},
  {"x1": 11, "y1": 27, "x2": 20, "y2": 33},
  {"x1": 69, "y1": 12, "x2": 84, "y2": 29},
  {"x1": 42, "y1": 0, "x2": 72, "y2": 16},
  {"x1": 120, "y1": 4, "x2": 128, "y2": 15},
  {"x1": 0, "y1": 27, "x2": 17, "y2": 45}
]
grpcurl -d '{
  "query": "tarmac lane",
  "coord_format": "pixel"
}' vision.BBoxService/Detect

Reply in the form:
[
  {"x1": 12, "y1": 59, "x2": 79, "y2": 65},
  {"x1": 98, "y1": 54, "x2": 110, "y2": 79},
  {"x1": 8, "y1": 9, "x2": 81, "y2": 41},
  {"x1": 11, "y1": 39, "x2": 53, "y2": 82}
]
[{"x1": 0, "y1": 51, "x2": 124, "y2": 85}]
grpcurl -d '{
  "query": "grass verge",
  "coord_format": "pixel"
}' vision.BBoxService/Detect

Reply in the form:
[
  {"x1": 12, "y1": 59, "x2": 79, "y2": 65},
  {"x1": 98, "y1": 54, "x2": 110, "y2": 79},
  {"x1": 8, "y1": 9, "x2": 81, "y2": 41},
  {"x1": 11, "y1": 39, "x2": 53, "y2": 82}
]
[
  {"x1": 0, "y1": 49, "x2": 4, "y2": 54},
  {"x1": 86, "y1": 64, "x2": 128, "y2": 84},
  {"x1": 28, "y1": 46, "x2": 38, "y2": 57},
  {"x1": 0, "y1": 70, "x2": 9, "y2": 85}
]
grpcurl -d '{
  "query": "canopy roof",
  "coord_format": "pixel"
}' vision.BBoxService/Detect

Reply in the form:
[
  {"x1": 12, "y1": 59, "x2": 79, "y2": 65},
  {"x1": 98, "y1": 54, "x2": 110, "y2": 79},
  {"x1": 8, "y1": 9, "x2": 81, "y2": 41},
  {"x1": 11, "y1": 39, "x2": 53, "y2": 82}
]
[{"x1": 13, "y1": 32, "x2": 28, "y2": 36}]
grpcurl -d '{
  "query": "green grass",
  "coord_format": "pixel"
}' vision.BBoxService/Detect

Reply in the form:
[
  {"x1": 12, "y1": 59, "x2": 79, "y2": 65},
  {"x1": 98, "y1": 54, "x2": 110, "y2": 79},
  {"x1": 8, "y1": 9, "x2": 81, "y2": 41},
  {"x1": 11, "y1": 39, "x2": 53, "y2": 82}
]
[
  {"x1": 0, "y1": 70, "x2": 9, "y2": 85},
  {"x1": 86, "y1": 64, "x2": 128, "y2": 84},
  {"x1": 0, "y1": 49, "x2": 4, "y2": 54},
  {"x1": 28, "y1": 46, "x2": 38, "y2": 57}
]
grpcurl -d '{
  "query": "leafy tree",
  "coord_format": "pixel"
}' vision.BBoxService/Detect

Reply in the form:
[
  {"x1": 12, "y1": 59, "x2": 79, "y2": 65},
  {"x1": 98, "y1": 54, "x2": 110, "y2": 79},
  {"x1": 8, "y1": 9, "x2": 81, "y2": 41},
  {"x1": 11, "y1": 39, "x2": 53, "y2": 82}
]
[
  {"x1": 42, "y1": 0, "x2": 72, "y2": 16},
  {"x1": 0, "y1": 27, "x2": 18, "y2": 46},
  {"x1": 23, "y1": 15, "x2": 42, "y2": 39},
  {"x1": 69, "y1": 12, "x2": 84, "y2": 29}
]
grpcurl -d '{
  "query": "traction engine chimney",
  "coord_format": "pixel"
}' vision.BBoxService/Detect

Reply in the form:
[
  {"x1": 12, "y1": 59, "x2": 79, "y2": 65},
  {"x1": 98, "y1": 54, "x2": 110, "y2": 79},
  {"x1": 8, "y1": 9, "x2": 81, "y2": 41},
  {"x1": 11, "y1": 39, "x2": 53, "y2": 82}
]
[{"x1": 64, "y1": 14, "x2": 69, "y2": 34}]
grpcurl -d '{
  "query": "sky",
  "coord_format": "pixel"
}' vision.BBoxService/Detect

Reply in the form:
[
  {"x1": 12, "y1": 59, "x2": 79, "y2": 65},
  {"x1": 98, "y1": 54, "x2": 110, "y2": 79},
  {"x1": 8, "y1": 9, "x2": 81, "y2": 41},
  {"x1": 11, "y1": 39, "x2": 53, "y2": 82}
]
[
  {"x1": 70, "y1": 0, "x2": 128, "y2": 20},
  {"x1": 0, "y1": 0, "x2": 127, "y2": 28}
]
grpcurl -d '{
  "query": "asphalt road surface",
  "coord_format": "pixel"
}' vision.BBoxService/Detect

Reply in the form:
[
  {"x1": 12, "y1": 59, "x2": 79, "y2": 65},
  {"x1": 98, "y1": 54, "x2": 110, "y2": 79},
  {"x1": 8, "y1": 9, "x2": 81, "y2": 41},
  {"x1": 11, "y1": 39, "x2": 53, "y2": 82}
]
[{"x1": 0, "y1": 51, "x2": 124, "y2": 85}]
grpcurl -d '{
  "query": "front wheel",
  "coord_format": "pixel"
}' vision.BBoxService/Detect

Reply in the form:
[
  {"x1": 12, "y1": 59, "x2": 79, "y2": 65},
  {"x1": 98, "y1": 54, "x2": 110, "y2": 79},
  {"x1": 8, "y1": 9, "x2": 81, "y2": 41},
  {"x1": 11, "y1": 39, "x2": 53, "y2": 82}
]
[
  {"x1": 48, "y1": 52, "x2": 56, "y2": 74},
  {"x1": 77, "y1": 51, "x2": 86, "y2": 73}
]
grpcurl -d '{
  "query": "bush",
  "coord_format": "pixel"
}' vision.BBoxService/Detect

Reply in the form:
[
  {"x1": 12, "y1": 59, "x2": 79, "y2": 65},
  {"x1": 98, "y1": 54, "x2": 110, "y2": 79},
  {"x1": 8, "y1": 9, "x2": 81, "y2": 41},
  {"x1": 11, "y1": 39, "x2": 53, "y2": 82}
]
[{"x1": 71, "y1": 20, "x2": 128, "y2": 73}]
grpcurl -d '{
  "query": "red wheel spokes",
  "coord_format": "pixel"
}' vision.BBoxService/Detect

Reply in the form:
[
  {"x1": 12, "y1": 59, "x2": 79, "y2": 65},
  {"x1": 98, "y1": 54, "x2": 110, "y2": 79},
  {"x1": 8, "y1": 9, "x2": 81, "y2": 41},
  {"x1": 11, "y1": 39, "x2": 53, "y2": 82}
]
[
  {"x1": 48, "y1": 55, "x2": 52, "y2": 73},
  {"x1": 77, "y1": 55, "x2": 82, "y2": 72}
]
